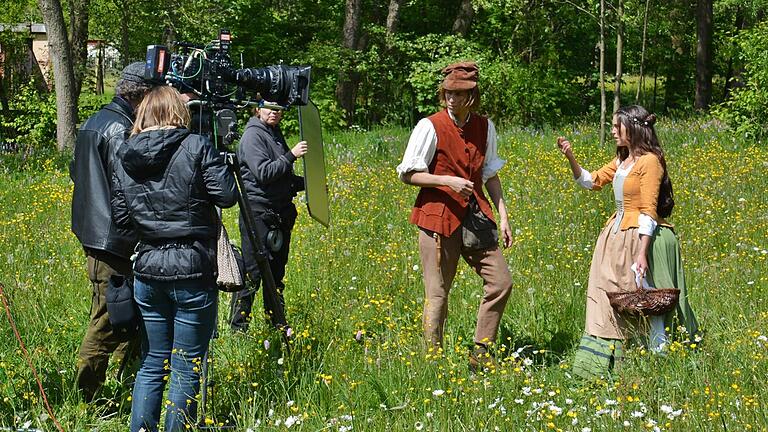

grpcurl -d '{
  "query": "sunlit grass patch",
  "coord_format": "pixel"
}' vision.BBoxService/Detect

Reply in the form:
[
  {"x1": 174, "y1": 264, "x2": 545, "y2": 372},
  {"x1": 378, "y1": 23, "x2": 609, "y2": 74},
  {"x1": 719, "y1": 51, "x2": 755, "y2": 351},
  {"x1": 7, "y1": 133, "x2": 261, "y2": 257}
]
[{"x1": 0, "y1": 118, "x2": 766, "y2": 430}]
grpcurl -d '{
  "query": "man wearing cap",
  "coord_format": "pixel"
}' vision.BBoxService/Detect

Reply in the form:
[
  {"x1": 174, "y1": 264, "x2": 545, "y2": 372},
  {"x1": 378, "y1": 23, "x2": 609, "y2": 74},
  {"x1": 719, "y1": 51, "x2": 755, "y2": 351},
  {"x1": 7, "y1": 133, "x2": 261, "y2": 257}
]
[
  {"x1": 70, "y1": 61, "x2": 157, "y2": 401},
  {"x1": 397, "y1": 61, "x2": 513, "y2": 371},
  {"x1": 228, "y1": 100, "x2": 307, "y2": 331}
]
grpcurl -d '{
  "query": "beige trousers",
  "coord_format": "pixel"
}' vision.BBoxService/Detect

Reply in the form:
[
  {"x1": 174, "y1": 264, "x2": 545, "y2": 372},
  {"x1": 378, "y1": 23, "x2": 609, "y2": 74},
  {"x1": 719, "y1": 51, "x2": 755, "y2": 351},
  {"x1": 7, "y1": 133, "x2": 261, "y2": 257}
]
[{"x1": 418, "y1": 228, "x2": 513, "y2": 348}]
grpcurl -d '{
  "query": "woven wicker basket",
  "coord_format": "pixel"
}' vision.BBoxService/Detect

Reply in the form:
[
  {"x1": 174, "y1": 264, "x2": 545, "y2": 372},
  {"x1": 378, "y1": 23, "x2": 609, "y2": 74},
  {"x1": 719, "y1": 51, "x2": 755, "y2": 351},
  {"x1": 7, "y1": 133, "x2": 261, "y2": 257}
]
[{"x1": 606, "y1": 288, "x2": 680, "y2": 316}]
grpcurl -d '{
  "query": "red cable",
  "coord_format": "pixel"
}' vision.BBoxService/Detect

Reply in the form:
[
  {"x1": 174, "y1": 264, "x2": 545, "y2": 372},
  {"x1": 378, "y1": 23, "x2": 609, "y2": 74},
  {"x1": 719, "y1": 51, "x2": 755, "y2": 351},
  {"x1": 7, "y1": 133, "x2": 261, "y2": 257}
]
[{"x1": 0, "y1": 282, "x2": 65, "y2": 432}]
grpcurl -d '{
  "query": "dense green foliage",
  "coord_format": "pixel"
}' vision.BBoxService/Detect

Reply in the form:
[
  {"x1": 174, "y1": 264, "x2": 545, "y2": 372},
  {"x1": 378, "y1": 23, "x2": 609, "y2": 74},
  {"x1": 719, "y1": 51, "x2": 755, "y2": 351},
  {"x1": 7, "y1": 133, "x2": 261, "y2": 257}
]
[
  {"x1": 0, "y1": 81, "x2": 109, "y2": 156},
  {"x1": 1, "y1": 120, "x2": 767, "y2": 430},
  {"x1": 0, "y1": 0, "x2": 766, "y2": 152},
  {"x1": 3, "y1": 0, "x2": 768, "y2": 145},
  {"x1": 714, "y1": 21, "x2": 768, "y2": 140},
  {"x1": 0, "y1": 81, "x2": 57, "y2": 151}
]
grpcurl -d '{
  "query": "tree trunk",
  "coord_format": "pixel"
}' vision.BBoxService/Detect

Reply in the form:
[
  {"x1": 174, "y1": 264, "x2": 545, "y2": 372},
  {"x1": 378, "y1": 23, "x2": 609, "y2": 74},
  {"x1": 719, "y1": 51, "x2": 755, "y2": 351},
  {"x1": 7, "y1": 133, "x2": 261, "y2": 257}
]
[
  {"x1": 335, "y1": 0, "x2": 362, "y2": 125},
  {"x1": 0, "y1": 42, "x2": 9, "y2": 113},
  {"x1": 724, "y1": 6, "x2": 745, "y2": 100},
  {"x1": 636, "y1": 0, "x2": 650, "y2": 103},
  {"x1": 38, "y1": 0, "x2": 79, "y2": 150},
  {"x1": 386, "y1": 0, "x2": 403, "y2": 37},
  {"x1": 613, "y1": 0, "x2": 623, "y2": 113},
  {"x1": 0, "y1": 71, "x2": 9, "y2": 113},
  {"x1": 162, "y1": 6, "x2": 178, "y2": 49},
  {"x1": 96, "y1": 42, "x2": 104, "y2": 95},
  {"x1": 452, "y1": 0, "x2": 474, "y2": 36},
  {"x1": 119, "y1": 0, "x2": 130, "y2": 67},
  {"x1": 68, "y1": 0, "x2": 90, "y2": 98},
  {"x1": 599, "y1": 0, "x2": 606, "y2": 146},
  {"x1": 162, "y1": 25, "x2": 176, "y2": 49},
  {"x1": 652, "y1": 70, "x2": 658, "y2": 112},
  {"x1": 695, "y1": 0, "x2": 713, "y2": 110}
]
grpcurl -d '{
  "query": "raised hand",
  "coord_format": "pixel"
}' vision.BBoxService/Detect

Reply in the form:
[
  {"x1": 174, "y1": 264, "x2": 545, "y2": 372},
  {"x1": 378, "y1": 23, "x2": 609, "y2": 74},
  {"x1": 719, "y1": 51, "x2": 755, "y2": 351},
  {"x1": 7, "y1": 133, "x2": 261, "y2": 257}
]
[{"x1": 556, "y1": 136, "x2": 573, "y2": 157}]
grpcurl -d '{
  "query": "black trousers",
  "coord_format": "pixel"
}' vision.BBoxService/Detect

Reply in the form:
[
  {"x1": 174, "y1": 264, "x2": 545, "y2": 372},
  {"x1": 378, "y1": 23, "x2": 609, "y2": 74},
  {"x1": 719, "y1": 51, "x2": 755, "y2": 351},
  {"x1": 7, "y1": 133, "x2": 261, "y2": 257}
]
[{"x1": 228, "y1": 205, "x2": 296, "y2": 331}]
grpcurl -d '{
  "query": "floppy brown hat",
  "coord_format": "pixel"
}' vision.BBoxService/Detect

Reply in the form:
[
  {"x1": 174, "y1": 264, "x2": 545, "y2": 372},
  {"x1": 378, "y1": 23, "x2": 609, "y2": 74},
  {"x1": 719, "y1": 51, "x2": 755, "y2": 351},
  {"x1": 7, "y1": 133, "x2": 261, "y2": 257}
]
[{"x1": 441, "y1": 61, "x2": 479, "y2": 91}]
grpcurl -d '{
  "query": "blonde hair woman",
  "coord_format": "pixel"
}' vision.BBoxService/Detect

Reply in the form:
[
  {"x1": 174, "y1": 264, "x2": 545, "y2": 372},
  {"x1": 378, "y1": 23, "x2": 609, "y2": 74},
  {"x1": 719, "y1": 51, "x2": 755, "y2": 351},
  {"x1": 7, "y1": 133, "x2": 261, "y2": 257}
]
[
  {"x1": 130, "y1": 85, "x2": 191, "y2": 134},
  {"x1": 111, "y1": 85, "x2": 237, "y2": 431}
]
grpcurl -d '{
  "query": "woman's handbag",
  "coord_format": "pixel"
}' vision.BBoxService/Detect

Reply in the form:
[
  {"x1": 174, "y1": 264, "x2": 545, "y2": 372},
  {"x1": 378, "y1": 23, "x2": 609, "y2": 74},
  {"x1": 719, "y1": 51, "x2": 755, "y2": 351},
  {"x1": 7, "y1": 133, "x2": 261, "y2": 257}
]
[
  {"x1": 105, "y1": 275, "x2": 139, "y2": 339},
  {"x1": 216, "y1": 221, "x2": 246, "y2": 292}
]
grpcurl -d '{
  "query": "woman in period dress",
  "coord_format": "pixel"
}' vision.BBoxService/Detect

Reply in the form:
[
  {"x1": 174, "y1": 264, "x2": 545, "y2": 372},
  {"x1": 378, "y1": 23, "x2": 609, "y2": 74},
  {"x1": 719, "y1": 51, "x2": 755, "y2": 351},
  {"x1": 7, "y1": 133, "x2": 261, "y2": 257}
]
[{"x1": 557, "y1": 105, "x2": 698, "y2": 379}]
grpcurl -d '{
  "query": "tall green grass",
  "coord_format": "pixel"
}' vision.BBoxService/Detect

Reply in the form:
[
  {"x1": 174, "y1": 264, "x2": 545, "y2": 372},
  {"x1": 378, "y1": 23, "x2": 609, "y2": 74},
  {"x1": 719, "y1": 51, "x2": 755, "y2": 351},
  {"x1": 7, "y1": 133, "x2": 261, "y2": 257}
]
[{"x1": 0, "y1": 117, "x2": 766, "y2": 431}]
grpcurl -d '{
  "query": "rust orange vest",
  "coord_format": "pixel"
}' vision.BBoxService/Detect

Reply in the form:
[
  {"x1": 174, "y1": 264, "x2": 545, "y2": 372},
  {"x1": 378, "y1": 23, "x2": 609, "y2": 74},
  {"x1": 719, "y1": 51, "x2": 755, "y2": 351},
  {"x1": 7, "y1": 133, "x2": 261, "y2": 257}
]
[{"x1": 409, "y1": 110, "x2": 496, "y2": 236}]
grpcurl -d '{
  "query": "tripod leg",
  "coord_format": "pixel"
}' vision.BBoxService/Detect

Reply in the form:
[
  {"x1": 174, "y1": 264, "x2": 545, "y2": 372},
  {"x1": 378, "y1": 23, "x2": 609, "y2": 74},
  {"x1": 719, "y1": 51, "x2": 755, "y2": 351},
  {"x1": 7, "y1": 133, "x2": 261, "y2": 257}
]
[
  {"x1": 224, "y1": 153, "x2": 290, "y2": 345},
  {"x1": 228, "y1": 281, "x2": 258, "y2": 332}
]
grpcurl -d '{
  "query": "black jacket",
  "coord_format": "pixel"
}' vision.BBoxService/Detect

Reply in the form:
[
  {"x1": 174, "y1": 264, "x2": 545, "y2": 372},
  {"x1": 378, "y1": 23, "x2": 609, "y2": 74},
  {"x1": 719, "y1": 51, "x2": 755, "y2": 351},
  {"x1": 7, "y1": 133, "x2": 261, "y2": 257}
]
[
  {"x1": 70, "y1": 97, "x2": 137, "y2": 259},
  {"x1": 237, "y1": 117, "x2": 304, "y2": 212},
  {"x1": 112, "y1": 128, "x2": 237, "y2": 281}
]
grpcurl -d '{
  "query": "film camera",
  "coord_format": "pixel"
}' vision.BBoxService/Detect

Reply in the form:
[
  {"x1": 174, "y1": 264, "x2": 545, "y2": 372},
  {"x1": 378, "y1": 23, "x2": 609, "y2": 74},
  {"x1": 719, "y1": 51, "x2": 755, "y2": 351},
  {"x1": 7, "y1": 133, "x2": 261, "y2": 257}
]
[{"x1": 144, "y1": 29, "x2": 311, "y2": 147}]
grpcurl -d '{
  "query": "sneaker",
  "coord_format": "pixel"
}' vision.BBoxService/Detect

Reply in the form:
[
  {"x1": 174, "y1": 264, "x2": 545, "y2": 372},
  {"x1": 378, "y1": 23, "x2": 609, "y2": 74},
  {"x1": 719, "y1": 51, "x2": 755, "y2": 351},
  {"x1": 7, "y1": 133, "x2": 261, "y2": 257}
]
[{"x1": 469, "y1": 344, "x2": 498, "y2": 373}]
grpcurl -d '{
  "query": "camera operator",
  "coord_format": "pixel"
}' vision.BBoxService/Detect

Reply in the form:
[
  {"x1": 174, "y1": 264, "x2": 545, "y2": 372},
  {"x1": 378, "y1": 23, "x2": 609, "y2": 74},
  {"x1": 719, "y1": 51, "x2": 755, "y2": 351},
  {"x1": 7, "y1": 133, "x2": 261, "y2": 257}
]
[
  {"x1": 69, "y1": 62, "x2": 158, "y2": 402},
  {"x1": 228, "y1": 100, "x2": 307, "y2": 332}
]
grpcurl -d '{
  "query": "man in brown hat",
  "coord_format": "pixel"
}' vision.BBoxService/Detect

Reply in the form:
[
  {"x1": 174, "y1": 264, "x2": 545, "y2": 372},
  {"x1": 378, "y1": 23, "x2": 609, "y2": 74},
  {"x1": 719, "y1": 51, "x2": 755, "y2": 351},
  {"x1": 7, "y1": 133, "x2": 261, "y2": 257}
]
[{"x1": 396, "y1": 61, "x2": 513, "y2": 372}]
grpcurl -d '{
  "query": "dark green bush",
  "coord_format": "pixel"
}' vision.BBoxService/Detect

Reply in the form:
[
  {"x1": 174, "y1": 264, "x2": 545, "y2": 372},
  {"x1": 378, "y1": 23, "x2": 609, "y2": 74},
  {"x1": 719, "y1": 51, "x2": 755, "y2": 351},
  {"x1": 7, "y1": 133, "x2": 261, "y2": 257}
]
[
  {"x1": 715, "y1": 21, "x2": 768, "y2": 140},
  {"x1": 0, "y1": 82, "x2": 108, "y2": 172},
  {"x1": 1, "y1": 80, "x2": 57, "y2": 151}
]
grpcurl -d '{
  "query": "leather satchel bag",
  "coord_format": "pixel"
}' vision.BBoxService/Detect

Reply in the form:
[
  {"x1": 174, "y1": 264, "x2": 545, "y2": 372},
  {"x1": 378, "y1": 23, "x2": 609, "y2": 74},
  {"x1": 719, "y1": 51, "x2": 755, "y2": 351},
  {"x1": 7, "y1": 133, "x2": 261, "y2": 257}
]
[
  {"x1": 216, "y1": 221, "x2": 246, "y2": 292},
  {"x1": 461, "y1": 196, "x2": 498, "y2": 251}
]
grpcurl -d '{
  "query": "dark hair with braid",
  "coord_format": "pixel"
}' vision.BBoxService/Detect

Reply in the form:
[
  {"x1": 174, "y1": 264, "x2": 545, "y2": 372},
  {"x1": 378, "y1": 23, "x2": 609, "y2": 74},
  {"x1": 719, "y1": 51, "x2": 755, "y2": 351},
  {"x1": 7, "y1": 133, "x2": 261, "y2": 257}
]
[{"x1": 614, "y1": 105, "x2": 674, "y2": 218}]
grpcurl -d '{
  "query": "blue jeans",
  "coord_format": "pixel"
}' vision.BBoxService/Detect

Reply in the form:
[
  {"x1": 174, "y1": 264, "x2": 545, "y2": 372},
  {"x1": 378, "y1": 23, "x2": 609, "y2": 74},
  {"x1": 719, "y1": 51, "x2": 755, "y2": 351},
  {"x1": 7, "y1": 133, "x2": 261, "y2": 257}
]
[{"x1": 130, "y1": 277, "x2": 217, "y2": 432}]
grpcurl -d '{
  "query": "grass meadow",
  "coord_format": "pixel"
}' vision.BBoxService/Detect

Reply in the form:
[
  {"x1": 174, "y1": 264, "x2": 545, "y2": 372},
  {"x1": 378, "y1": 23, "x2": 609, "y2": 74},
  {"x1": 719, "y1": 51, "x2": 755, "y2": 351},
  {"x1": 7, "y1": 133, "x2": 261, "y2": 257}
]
[{"x1": 0, "y1": 117, "x2": 767, "y2": 431}]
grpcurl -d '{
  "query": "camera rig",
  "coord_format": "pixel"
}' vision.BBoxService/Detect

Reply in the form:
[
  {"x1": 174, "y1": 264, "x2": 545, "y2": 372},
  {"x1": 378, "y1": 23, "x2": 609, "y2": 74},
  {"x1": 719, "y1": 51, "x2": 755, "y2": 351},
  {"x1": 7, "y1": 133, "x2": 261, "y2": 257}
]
[{"x1": 144, "y1": 29, "x2": 311, "y2": 147}]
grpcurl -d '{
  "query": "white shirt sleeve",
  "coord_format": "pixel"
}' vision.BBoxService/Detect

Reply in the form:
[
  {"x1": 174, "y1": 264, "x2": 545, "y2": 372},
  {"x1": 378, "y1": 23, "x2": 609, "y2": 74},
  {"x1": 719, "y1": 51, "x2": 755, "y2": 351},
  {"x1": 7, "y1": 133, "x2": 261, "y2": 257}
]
[
  {"x1": 575, "y1": 168, "x2": 594, "y2": 189},
  {"x1": 396, "y1": 118, "x2": 437, "y2": 180},
  {"x1": 638, "y1": 213, "x2": 658, "y2": 236},
  {"x1": 482, "y1": 119, "x2": 506, "y2": 183}
]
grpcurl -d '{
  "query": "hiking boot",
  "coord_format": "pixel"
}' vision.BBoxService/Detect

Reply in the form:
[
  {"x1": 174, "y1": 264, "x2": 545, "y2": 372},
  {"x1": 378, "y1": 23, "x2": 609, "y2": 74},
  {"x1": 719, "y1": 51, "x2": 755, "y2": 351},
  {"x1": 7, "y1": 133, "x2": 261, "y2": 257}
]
[{"x1": 469, "y1": 344, "x2": 498, "y2": 373}]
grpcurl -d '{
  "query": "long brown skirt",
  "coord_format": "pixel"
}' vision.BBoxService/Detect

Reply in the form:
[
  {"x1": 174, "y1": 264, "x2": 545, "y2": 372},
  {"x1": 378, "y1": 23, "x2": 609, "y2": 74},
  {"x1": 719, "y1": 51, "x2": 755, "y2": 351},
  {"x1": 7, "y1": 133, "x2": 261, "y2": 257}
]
[{"x1": 585, "y1": 218, "x2": 642, "y2": 340}]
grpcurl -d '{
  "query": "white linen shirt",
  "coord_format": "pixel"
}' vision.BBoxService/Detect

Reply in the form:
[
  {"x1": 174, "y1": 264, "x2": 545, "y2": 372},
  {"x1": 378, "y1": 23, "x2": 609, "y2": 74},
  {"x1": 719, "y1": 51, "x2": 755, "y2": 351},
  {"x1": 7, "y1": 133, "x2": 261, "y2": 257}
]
[{"x1": 396, "y1": 114, "x2": 506, "y2": 183}]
